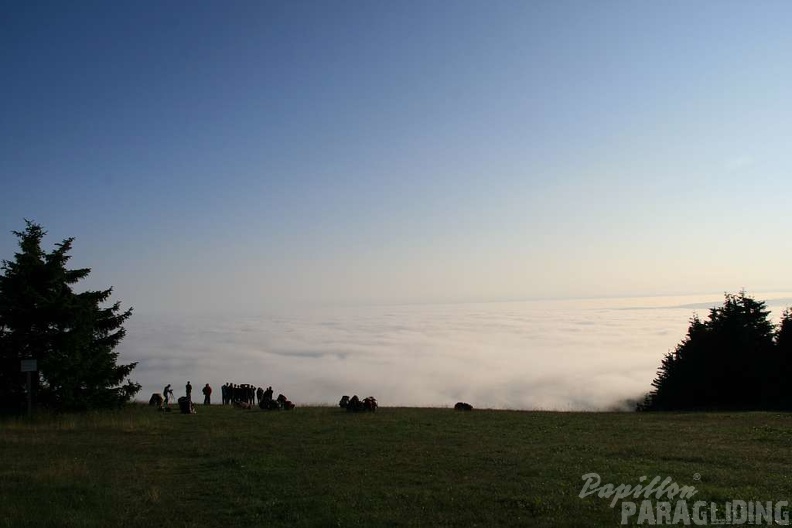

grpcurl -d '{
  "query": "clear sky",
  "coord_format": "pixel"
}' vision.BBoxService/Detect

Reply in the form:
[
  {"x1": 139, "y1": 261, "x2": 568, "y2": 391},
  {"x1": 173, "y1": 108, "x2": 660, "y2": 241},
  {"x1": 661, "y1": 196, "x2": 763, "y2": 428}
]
[{"x1": 2, "y1": 1, "x2": 792, "y2": 313}]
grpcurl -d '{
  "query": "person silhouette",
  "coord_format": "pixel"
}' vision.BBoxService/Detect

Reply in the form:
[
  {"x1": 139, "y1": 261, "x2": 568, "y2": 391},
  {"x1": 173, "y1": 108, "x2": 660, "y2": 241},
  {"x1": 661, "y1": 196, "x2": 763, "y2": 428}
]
[
  {"x1": 186, "y1": 381, "x2": 192, "y2": 400},
  {"x1": 202, "y1": 383, "x2": 212, "y2": 405},
  {"x1": 163, "y1": 384, "x2": 174, "y2": 405}
]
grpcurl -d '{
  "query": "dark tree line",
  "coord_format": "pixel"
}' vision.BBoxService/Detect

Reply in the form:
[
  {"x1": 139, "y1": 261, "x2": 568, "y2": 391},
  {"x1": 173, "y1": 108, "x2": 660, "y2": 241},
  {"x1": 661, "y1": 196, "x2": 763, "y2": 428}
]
[
  {"x1": 640, "y1": 291, "x2": 792, "y2": 411},
  {"x1": 0, "y1": 221, "x2": 139, "y2": 413}
]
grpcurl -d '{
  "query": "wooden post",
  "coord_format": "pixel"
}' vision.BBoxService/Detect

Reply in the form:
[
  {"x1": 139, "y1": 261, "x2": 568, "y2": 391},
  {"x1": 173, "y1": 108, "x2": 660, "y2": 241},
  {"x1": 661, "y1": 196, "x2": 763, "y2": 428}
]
[
  {"x1": 26, "y1": 370, "x2": 32, "y2": 418},
  {"x1": 21, "y1": 359, "x2": 37, "y2": 418}
]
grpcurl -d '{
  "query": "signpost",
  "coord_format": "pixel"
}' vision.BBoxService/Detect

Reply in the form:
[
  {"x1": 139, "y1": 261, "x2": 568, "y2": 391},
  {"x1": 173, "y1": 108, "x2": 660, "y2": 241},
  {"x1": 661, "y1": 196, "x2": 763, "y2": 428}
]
[{"x1": 21, "y1": 359, "x2": 37, "y2": 417}]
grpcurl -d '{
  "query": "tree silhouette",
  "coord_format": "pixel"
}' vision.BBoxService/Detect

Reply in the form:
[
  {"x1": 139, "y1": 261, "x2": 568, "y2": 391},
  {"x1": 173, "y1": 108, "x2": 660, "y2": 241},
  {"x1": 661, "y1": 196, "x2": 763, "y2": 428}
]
[
  {"x1": 0, "y1": 221, "x2": 139, "y2": 412},
  {"x1": 775, "y1": 308, "x2": 792, "y2": 408},
  {"x1": 640, "y1": 291, "x2": 781, "y2": 411}
]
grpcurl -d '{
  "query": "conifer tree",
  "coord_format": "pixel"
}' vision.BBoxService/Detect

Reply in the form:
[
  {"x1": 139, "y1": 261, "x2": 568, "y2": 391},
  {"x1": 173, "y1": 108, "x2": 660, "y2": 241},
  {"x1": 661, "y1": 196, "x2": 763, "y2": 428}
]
[
  {"x1": 0, "y1": 221, "x2": 139, "y2": 412},
  {"x1": 775, "y1": 308, "x2": 792, "y2": 408},
  {"x1": 640, "y1": 291, "x2": 779, "y2": 411}
]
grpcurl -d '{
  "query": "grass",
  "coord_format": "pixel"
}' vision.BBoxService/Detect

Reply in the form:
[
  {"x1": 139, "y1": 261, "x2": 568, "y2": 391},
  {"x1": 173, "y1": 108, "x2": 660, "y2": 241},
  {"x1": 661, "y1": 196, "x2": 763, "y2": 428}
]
[{"x1": 2, "y1": 405, "x2": 792, "y2": 527}]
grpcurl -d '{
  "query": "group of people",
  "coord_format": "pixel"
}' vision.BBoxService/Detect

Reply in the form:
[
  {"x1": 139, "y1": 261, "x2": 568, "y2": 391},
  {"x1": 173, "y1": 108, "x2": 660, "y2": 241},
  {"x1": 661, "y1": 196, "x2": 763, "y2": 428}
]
[
  {"x1": 148, "y1": 375, "x2": 311, "y2": 414},
  {"x1": 220, "y1": 383, "x2": 258, "y2": 406},
  {"x1": 157, "y1": 381, "x2": 287, "y2": 409},
  {"x1": 153, "y1": 383, "x2": 391, "y2": 414},
  {"x1": 219, "y1": 383, "x2": 291, "y2": 407},
  {"x1": 339, "y1": 395, "x2": 378, "y2": 412},
  {"x1": 162, "y1": 382, "x2": 213, "y2": 405},
  {"x1": 215, "y1": 383, "x2": 295, "y2": 410}
]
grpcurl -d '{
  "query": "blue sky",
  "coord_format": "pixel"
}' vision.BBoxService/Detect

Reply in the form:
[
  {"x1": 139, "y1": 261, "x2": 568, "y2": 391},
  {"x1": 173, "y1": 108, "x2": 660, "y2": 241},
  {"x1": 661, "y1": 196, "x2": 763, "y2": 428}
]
[{"x1": 2, "y1": 1, "x2": 792, "y2": 312}]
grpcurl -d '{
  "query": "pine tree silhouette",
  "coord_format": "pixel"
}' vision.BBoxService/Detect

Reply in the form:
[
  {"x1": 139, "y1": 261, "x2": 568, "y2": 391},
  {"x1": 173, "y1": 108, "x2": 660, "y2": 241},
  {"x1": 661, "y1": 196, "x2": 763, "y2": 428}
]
[{"x1": 0, "y1": 221, "x2": 139, "y2": 412}]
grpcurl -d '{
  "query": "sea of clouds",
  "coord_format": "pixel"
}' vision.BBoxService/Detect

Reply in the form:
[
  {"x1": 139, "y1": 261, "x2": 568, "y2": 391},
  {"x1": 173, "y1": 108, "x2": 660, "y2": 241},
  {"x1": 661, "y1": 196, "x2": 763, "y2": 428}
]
[{"x1": 120, "y1": 293, "x2": 792, "y2": 411}]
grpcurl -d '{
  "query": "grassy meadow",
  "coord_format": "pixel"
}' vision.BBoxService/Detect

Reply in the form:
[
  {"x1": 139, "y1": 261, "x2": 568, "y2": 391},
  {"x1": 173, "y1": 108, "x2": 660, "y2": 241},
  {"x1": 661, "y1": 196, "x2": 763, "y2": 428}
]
[{"x1": 2, "y1": 405, "x2": 792, "y2": 527}]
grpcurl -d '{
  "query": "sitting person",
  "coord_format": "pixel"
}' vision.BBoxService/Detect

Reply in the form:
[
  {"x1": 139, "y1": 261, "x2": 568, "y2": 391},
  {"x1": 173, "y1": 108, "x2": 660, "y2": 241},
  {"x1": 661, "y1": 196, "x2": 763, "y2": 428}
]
[
  {"x1": 149, "y1": 393, "x2": 164, "y2": 408},
  {"x1": 177, "y1": 396, "x2": 196, "y2": 414},
  {"x1": 232, "y1": 399, "x2": 252, "y2": 410},
  {"x1": 277, "y1": 393, "x2": 295, "y2": 410}
]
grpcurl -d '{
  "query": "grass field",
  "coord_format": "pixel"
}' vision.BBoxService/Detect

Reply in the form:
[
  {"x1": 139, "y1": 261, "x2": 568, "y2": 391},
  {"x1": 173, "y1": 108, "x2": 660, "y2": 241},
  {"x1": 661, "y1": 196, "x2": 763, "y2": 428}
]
[{"x1": 2, "y1": 405, "x2": 792, "y2": 527}]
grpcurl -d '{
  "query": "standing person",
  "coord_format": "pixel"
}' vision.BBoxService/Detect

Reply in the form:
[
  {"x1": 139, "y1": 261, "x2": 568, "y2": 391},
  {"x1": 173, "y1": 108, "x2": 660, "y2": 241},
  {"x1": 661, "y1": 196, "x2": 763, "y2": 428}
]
[
  {"x1": 163, "y1": 384, "x2": 173, "y2": 405},
  {"x1": 202, "y1": 383, "x2": 212, "y2": 405},
  {"x1": 186, "y1": 381, "x2": 192, "y2": 400}
]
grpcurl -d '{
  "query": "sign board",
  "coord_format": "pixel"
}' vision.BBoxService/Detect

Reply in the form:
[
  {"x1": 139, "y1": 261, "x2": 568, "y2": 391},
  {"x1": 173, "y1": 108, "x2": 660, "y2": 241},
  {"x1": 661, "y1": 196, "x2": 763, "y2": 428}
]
[{"x1": 21, "y1": 359, "x2": 37, "y2": 372}]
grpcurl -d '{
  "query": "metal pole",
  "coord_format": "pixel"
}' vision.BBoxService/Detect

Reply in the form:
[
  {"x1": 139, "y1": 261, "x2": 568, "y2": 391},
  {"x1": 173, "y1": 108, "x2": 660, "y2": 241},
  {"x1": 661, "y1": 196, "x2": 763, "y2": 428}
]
[{"x1": 26, "y1": 371, "x2": 31, "y2": 418}]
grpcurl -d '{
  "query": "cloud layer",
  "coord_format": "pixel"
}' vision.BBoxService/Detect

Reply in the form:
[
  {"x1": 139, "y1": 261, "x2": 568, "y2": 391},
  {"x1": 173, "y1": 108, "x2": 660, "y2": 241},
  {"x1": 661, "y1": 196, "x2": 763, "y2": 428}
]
[{"x1": 120, "y1": 293, "x2": 792, "y2": 411}]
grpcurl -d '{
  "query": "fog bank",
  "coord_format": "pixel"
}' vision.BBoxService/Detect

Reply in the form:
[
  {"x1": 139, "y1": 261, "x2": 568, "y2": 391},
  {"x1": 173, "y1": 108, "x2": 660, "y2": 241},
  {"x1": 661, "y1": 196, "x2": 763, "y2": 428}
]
[{"x1": 120, "y1": 293, "x2": 792, "y2": 410}]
